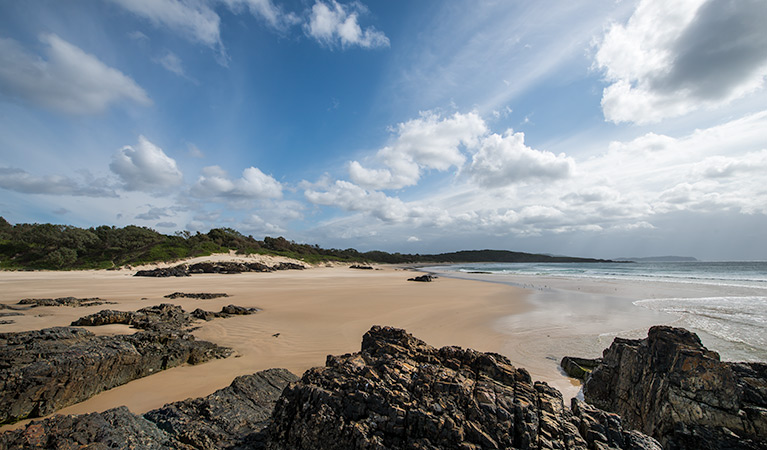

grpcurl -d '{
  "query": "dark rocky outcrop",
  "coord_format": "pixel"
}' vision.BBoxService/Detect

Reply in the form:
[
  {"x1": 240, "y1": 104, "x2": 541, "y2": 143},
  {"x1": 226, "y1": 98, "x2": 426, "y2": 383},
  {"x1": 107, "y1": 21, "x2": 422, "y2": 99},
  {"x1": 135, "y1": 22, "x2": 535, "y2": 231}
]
[
  {"x1": 0, "y1": 406, "x2": 180, "y2": 449},
  {"x1": 145, "y1": 368, "x2": 299, "y2": 449},
  {"x1": 135, "y1": 261, "x2": 306, "y2": 277},
  {"x1": 560, "y1": 356, "x2": 602, "y2": 380},
  {"x1": 164, "y1": 292, "x2": 229, "y2": 300},
  {"x1": 0, "y1": 326, "x2": 232, "y2": 424},
  {"x1": 135, "y1": 265, "x2": 191, "y2": 277},
  {"x1": 0, "y1": 369, "x2": 298, "y2": 449},
  {"x1": 350, "y1": 264, "x2": 374, "y2": 270},
  {"x1": 18, "y1": 297, "x2": 116, "y2": 307},
  {"x1": 583, "y1": 325, "x2": 767, "y2": 449},
  {"x1": 265, "y1": 325, "x2": 659, "y2": 450},
  {"x1": 71, "y1": 303, "x2": 257, "y2": 330},
  {"x1": 407, "y1": 274, "x2": 436, "y2": 282}
]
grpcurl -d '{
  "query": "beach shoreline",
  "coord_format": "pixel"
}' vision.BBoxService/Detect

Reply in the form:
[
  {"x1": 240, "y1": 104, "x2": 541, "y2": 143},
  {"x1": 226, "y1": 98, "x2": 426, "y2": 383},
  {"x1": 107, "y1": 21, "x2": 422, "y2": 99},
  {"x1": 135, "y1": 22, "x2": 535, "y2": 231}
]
[
  {"x1": 0, "y1": 262, "x2": 532, "y2": 431},
  {"x1": 3, "y1": 258, "x2": 765, "y2": 433}
]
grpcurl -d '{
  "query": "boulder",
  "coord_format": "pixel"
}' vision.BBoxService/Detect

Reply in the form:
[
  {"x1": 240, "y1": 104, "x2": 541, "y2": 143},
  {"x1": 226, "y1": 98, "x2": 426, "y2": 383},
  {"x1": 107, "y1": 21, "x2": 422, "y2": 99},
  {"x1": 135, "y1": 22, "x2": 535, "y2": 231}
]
[
  {"x1": 407, "y1": 274, "x2": 436, "y2": 282},
  {"x1": 560, "y1": 356, "x2": 602, "y2": 380},
  {"x1": 265, "y1": 325, "x2": 660, "y2": 450},
  {"x1": 583, "y1": 325, "x2": 767, "y2": 449}
]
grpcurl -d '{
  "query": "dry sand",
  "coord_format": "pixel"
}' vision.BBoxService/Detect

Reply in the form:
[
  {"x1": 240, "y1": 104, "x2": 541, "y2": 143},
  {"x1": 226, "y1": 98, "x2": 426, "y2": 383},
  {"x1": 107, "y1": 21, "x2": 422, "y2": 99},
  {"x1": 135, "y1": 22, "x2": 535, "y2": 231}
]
[{"x1": 0, "y1": 261, "x2": 537, "y2": 431}]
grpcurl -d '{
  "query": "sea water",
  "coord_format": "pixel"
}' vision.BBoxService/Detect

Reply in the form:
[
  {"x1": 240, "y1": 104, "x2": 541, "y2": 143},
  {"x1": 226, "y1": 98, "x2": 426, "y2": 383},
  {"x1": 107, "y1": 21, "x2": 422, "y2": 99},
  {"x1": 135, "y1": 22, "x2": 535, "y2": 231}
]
[{"x1": 425, "y1": 261, "x2": 767, "y2": 362}]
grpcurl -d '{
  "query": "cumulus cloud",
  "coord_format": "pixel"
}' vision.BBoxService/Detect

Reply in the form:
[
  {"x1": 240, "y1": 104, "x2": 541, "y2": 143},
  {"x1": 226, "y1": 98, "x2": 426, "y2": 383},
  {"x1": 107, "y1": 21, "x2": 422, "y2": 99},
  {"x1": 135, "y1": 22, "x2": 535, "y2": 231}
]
[
  {"x1": 693, "y1": 150, "x2": 767, "y2": 179},
  {"x1": 191, "y1": 165, "x2": 283, "y2": 200},
  {"x1": 110, "y1": 136, "x2": 184, "y2": 192},
  {"x1": 0, "y1": 167, "x2": 117, "y2": 197},
  {"x1": 595, "y1": 0, "x2": 767, "y2": 124},
  {"x1": 305, "y1": 180, "x2": 450, "y2": 224},
  {"x1": 468, "y1": 130, "x2": 574, "y2": 187},
  {"x1": 350, "y1": 111, "x2": 487, "y2": 190},
  {"x1": 305, "y1": 0, "x2": 389, "y2": 49},
  {"x1": 0, "y1": 34, "x2": 150, "y2": 114}
]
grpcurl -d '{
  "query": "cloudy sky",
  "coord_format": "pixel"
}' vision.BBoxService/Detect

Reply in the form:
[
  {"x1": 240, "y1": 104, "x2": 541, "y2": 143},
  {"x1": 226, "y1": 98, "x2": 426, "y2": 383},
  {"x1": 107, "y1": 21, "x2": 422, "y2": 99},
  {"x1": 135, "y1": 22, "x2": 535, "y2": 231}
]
[{"x1": 1, "y1": 0, "x2": 766, "y2": 260}]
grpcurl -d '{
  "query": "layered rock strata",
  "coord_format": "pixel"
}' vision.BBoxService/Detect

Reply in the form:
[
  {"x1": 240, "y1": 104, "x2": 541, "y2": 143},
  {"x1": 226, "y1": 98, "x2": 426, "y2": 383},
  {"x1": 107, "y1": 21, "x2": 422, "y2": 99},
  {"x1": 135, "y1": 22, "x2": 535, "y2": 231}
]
[
  {"x1": 265, "y1": 325, "x2": 659, "y2": 450},
  {"x1": 583, "y1": 325, "x2": 767, "y2": 449},
  {"x1": 0, "y1": 303, "x2": 259, "y2": 424}
]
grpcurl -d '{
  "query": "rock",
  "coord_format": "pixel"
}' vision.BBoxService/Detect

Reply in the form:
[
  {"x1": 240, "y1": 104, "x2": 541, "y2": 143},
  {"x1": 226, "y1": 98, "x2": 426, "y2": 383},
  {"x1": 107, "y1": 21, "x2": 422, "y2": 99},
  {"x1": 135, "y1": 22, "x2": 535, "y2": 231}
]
[
  {"x1": 560, "y1": 356, "x2": 602, "y2": 380},
  {"x1": 18, "y1": 297, "x2": 115, "y2": 307},
  {"x1": 145, "y1": 368, "x2": 299, "y2": 449},
  {"x1": 220, "y1": 304, "x2": 259, "y2": 316},
  {"x1": 265, "y1": 325, "x2": 660, "y2": 450},
  {"x1": 583, "y1": 325, "x2": 767, "y2": 449},
  {"x1": 163, "y1": 292, "x2": 229, "y2": 300},
  {"x1": 350, "y1": 265, "x2": 374, "y2": 270},
  {"x1": 272, "y1": 262, "x2": 305, "y2": 271},
  {"x1": 0, "y1": 369, "x2": 298, "y2": 449},
  {"x1": 136, "y1": 261, "x2": 305, "y2": 277},
  {"x1": 0, "y1": 406, "x2": 181, "y2": 449},
  {"x1": 407, "y1": 274, "x2": 436, "y2": 282},
  {"x1": 71, "y1": 304, "x2": 191, "y2": 331},
  {"x1": 135, "y1": 265, "x2": 191, "y2": 277},
  {"x1": 0, "y1": 326, "x2": 233, "y2": 424}
]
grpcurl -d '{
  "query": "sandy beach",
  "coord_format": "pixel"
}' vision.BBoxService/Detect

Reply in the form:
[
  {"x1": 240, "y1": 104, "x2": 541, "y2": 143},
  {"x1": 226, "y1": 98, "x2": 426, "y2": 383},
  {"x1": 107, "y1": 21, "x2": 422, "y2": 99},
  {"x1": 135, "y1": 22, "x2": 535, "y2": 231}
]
[
  {"x1": 4, "y1": 255, "x2": 766, "y2": 434},
  {"x1": 0, "y1": 260, "x2": 534, "y2": 431}
]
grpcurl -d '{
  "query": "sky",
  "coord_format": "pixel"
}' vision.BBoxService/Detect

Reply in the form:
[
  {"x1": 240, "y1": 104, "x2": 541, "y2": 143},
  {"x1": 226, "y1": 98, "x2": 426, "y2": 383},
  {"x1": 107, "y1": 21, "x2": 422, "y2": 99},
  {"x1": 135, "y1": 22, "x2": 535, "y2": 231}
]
[{"x1": 1, "y1": 0, "x2": 766, "y2": 261}]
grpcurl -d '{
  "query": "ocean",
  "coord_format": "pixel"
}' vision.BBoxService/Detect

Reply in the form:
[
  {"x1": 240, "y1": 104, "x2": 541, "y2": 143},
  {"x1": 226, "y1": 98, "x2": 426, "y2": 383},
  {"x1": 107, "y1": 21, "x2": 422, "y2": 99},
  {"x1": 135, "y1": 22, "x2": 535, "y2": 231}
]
[{"x1": 423, "y1": 261, "x2": 767, "y2": 362}]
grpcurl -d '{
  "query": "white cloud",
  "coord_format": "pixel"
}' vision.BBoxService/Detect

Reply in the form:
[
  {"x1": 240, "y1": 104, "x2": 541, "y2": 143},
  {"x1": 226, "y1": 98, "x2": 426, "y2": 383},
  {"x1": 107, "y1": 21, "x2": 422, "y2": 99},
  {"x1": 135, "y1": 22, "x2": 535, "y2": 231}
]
[
  {"x1": 156, "y1": 51, "x2": 186, "y2": 76},
  {"x1": 110, "y1": 136, "x2": 184, "y2": 192},
  {"x1": 305, "y1": 0, "x2": 389, "y2": 49},
  {"x1": 136, "y1": 206, "x2": 173, "y2": 220},
  {"x1": 221, "y1": 0, "x2": 300, "y2": 30},
  {"x1": 0, "y1": 168, "x2": 117, "y2": 197},
  {"x1": 192, "y1": 165, "x2": 283, "y2": 200},
  {"x1": 109, "y1": 0, "x2": 222, "y2": 48},
  {"x1": 595, "y1": 0, "x2": 767, "y2": 124},
  {"x1": 350, "y1": 111, "x2": 487, "y2": 190},
  {"x1": 0, "y1": 34, "x2": 150, "y2": 114},
  {"x1": 468, "y1": 130, "x2": 574, "y2": 187},
  {"x1": 305, "y1": 180, "x2": 450, "y2": 225}
]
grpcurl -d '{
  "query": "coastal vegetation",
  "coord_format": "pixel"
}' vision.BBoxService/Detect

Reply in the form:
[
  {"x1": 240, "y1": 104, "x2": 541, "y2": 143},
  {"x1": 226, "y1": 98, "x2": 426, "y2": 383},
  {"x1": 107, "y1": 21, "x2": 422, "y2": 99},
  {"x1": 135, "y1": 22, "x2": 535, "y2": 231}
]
[{"x1": 0, "y1": 217, "x2": 611, "y2": 270}]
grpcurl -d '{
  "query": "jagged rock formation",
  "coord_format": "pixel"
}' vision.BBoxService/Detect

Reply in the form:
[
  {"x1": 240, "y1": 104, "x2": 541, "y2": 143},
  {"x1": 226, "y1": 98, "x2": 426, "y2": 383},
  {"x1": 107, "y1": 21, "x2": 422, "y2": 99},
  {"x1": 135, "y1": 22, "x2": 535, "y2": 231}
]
[
  {"x1": 17, "y1": 297, "x2": 115, "y2": 307},
  {"x1": 0, "y1": 406, "x2": 180, "y2": 449},
  {"x1": 265, "y1": 325, "x2": 659, "y2": 450},
  {"x1": 145, "y1": 368, "x2": 299, "y2": 449},
  {"x1": 135, "y1": 261, "x2": 306, "y2": 277},
  {"x1": 0, "y1": 326, "x2": 232, "y2": 424},
  {"x1": 164, "y1": 292, "x2": 229, "y2": 300},
  {"x1": 583, "y1": 326, "x2": 767, "y2": 449},
  {"x1": 350, "y1": 265, "x2": 374, "y2": 270},
  {"x1": 0, "y1": 369, "x2": 298, "y2": 449},
  {"x1": 71, "y1": 303, "x2": 257, "y2": 330}
]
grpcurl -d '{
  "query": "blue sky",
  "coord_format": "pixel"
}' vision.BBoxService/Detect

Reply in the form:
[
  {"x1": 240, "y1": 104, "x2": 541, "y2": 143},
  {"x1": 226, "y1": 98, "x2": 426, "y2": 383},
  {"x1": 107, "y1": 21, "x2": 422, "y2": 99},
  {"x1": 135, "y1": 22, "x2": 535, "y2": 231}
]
[{"x1": 1, "y1": 0, "x2": 767, "y2": 260}]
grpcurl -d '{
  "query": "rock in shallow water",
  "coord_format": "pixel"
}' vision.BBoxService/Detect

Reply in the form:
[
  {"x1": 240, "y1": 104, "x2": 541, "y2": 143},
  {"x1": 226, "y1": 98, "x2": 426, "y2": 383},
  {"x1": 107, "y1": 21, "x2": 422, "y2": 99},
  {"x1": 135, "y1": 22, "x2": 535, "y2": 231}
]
[{"x1": 583, "y1": 325, "x2": 767, "y2": 450}]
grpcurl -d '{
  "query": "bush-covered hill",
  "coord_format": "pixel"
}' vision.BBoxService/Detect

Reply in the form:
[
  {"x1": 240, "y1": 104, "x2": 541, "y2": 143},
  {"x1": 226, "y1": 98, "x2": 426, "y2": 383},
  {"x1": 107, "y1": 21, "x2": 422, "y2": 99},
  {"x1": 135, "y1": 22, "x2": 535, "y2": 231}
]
[{"x1": 0, "y1": 217, "x2": 612, "y2": 270}]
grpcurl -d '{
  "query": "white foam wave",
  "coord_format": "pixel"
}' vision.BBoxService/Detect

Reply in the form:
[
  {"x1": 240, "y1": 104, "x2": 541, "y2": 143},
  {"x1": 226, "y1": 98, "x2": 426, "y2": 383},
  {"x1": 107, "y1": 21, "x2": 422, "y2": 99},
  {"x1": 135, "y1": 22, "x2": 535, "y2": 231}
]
[{"x1": 634, "y1": 296, "x2": 767, "y2": 350}]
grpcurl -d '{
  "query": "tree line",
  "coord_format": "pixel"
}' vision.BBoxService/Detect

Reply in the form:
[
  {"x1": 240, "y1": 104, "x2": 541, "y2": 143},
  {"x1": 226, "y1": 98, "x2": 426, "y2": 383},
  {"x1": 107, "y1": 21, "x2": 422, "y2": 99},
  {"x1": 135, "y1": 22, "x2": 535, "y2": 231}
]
[{"x1": 0, "y1": 217, "x2": 611, "y2": 270}]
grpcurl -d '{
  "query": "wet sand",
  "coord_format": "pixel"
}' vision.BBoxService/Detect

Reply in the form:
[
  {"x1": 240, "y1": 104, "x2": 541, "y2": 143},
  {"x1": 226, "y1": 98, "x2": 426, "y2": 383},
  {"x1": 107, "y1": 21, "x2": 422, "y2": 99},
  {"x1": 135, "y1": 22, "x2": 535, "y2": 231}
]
[{"x1": 0, "y1": 263, "x2": 532, "y2": 430}]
